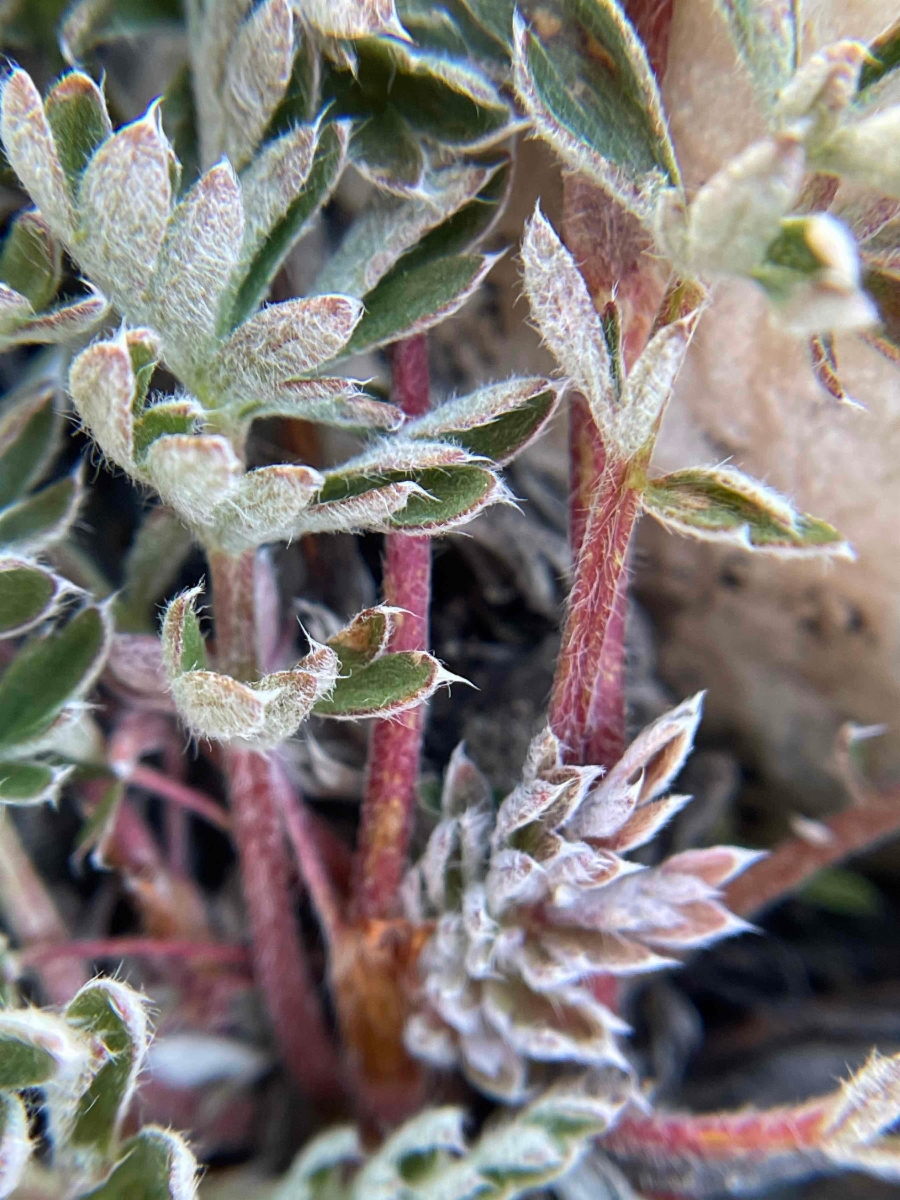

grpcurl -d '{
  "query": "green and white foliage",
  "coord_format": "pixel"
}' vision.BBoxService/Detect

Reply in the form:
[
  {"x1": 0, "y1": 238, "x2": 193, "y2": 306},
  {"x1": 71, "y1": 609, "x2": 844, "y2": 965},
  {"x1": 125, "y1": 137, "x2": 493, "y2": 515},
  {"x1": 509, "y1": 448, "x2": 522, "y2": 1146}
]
[
  {"x1": 0, "y1": 207, "x2": 107, "y2": 352},
  {"x1": 0, "y1": 380, "x2": 112, "y2": 807},
  {"x1": 0, "y1": 978, "x2": 198, "y2": 1199},
  {"x1": 654, "y1": 18, "x2": 900, "y2": 333},
  {"x1": 401, "y1": 700, "x2": 760, "y2": 1103},
  {"x1": 512, "y1": 0, "x2": 679, "y2": 220},
  {"x1": 521, "y1": 204, "x2": 696, "y2": 464},
  {"x1": 161, "y1": 591, "x2": 468, "y2": 746},
  {"x1": 275, "y1": 1072, "x2": 630, "y2": 1200},
  {"x1": 0, "y1": 64, "x2": 558, "y2": 747},
  {"x1": 642, "y1": 465, "x2": 854, "y2": 558},
  {"x1": 522, "y1": 206, "x2": 852, "y2": 558},
  {"x1": 305, "y1": 6, "x2": 516, "y2": 197},
  {"x1": 0, "y1": 67, "x2": 549, "y2": 554}
]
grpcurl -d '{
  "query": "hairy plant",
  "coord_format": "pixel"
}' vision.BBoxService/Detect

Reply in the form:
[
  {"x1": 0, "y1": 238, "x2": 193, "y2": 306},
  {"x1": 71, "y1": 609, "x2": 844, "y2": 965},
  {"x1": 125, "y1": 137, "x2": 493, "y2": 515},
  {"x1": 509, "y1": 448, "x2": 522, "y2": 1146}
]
[
  {"x1": 0, "y1": 977, "x2": 198, "y2": 1199},
  {"x1": 0, "y1": 0, "x2": 897, "y2": 1197}
]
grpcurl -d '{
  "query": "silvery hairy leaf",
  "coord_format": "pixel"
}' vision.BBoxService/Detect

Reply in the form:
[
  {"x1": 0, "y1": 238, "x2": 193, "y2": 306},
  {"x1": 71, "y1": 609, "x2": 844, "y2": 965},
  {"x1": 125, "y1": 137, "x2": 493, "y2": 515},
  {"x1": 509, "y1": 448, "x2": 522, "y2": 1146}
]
[
  {"x1": 643, "y1": 464, "x2": 853, "y2": 556},
  {"x1": 512, "y1": 1, "x2": 678, "y2": 219},
  {"x1": 220, "y1": 0, "x2": 293, "y2": 171},
  {"x1": 292, "y1": 0, "x2": 408, "y2": 40},
  {"x1": 714, "y1": 0, "x2": 799, "y2": 112},
  {"x1": 162, "y1": 587, "x2": 339, "y2": 746}
]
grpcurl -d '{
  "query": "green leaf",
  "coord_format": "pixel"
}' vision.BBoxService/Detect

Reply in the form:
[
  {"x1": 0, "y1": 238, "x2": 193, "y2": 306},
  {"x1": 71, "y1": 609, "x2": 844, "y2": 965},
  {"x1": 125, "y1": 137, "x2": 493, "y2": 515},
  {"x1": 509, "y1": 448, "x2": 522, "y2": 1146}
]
[
  {"x1": 267, "y1": 31, "x2": 320, "y2": 131},
  {"x1": 859, "y1": 17, "x2": 900, "y2": 95},
  {"x1": 179, "y1": 599, "x2": 207, "y2": 673},
  {"x1": 161, "y1": 64, "x2": 200, "y2": 195},
  {"x1": 643, "y1": 466, "x2": 853, "y2": 556},
  {"x1": 0, "y1": 603, "x2": 112, "y2": 752},
  {"x1": 0, "y1": 1008, "x2": 86, "y2": 1087},
  {"x1": 44, "y1": 72, "x2": 112, "y2": 194},
  {"x1": 314, "y1": 651, "x2": 446, "y2": 718},
  {"x1": 0, "y1": 759, "x2": 67, "y2": 805},
  {"x1": 319, "y1": 461, "x2": 502, "y2": 532},
  {"x1": 327, "y1": 607, "x2": 394, "y2": 671},
  {"x1": 0, "y1": 1029, "x2": 57, "y2": 1086},
  {"x1": 0, "y1": 470, "x2": 81, "y2": 554},
  {"x1": 322, "y1": 38, "x2": 511, "y2": 151},
  {"x1": 513, "y1": 0, "x2": 679, "y2": 218},
  {"x1": 714, "y1": 0, "x2": 799, "y2": 110},
  {"x1": 405, "y1": 378, "x2": 560, "y2": 464},
  {"x1": 350, "y1": 108, "x2": 426, "y2": 194},
  {"x1": 0, "y1": 385, "x2": 59, "y2": 510},
  {"x1": 225, "y1": 122, "x2": 347, "y2": 332},
  {"x1": 341, "y1": 253, "x2": 496, "y2": 356},
  {"x1": 235, "y1": 379, "x2": 403, "y2": 432},
  {"x1": 399, "y1": 156, "x2": 512, "y2": 264},
  {"x1": 74, "y1": 777, "x2": 124, "y2": 863},
  {"x1": 312, "y1": 162, "x2": 501, "y2": 298},
  {"x1": 66, "y1": 979, "x2": 150, "y2": 1159},
  {"x1": 455, "y1": 0, "x2": 515, "y2": 47},
  {"x1": 0, "y1": 559, "x2": 60, "y2": 636},
  {"x1": 133, "y1": 402, "x2": 201, "y2": 462},
  {"x1": 0, "y1": 212, "x2": 61, "y2": 311},
  {"x1": 80, "y1": 1126, "x2": 198, "y2": 1199}
]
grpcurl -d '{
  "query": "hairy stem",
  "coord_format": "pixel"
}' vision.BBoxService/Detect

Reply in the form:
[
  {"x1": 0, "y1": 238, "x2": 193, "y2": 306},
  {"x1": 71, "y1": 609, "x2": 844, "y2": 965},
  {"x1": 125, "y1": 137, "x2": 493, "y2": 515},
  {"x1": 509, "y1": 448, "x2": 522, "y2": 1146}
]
[
  {"x1": 211, "y1": 549, "x2": 342, "y2": 1100},
  {"x1": 554, "y1": 169, "x2": 671, "y2": 771},
  {"x1": 602, "y1": 1096, "x2": 836, "y2": 1198},
  {"x1": 352, "y1": 335, "x2": 432, "y2": 921},
  {"x1": 549, "y1": 457, "x2": 640, "y2": 767},
  {"x1": 725, "y1": 787, "x2": 900, "y2": 918},
  {"x1": 208, "y1": 549, "x2": 258, "y2": 682}
]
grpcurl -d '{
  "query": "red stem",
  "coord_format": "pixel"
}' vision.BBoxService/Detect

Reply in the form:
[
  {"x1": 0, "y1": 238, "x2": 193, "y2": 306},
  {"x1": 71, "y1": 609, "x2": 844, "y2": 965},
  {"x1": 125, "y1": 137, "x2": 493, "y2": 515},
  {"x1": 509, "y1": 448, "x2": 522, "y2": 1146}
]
[
  {"x1": 352, "y1": 335, "x2": 432, "y2": 921},
  {"x1": 270, "y1": 755, "x2": 344, "y2": 941},
  {"x1": 604, "y1": 1100, "x2": 831, "y2": 1161},
  {"x1": 210, "y1": 549, "x2": 342, "y2": 1101},
  {"x1": 549, "y1": 457, "x2": 641, "y2": 767},
  {"x1": 226, "y1": 746, "x2": 342, "y2": 1101},
  {"x1": 725, "y1": 788, "x2": 900, "y2": 918},
  {"x1": 556, "y1": 164, "x2": 670, "y2": 773},
  {"x1": 128, "y1": 764, "x2": 231, "y2": 833}
]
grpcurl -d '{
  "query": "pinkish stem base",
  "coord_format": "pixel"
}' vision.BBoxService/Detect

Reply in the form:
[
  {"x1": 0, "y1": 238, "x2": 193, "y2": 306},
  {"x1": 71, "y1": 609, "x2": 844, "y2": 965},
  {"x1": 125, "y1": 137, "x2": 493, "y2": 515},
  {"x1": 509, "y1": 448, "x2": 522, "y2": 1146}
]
[
  {"x1": 352, "y1": 335, "x2": 432, "y2": 922},
  {"x1": 549, "y1": 457, "x2": 640, "y2": 768},
  {"x1": 226, "y1": 746, "x2": 342, "y2": 1101},
  {"x1": 210, "y1": 550, "x2": 342, "y2": 1101}
]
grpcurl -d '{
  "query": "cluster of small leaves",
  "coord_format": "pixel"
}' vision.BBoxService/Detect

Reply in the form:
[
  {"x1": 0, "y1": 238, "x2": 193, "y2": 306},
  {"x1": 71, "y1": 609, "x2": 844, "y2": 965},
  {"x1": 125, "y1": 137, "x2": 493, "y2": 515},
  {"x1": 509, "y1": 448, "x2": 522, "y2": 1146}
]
[
  {"x1": 0, "y1": 68, "x2": 518, "y2": 547},
  {"x1": 291, "y1": 0, "x2": 517, "y2": 198},
  {"x1": 0, "y1": 60, "x2": 562, "y2": 747},
  {"x1": 0, "y1": 977, "x2": 197, "y2": 1199},
  {"x1": 655, "y1": 27, "x2": 900, "y2": 336},
  {"x1": 273, "y1": 1071, "x2": 630, "y2": 1200},
  {"x1": 160, "y1": 594, "x2": 469, "y2": 748},
  {"x1": 521, "y1": 206, "x2": 852, "y2": 556},
  {"x1": 0, "y1": 381, "x2": 111, "y2": 807},
  {"x1": 401, "y1": 697, "x2": 760, "y2": 1103}
]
